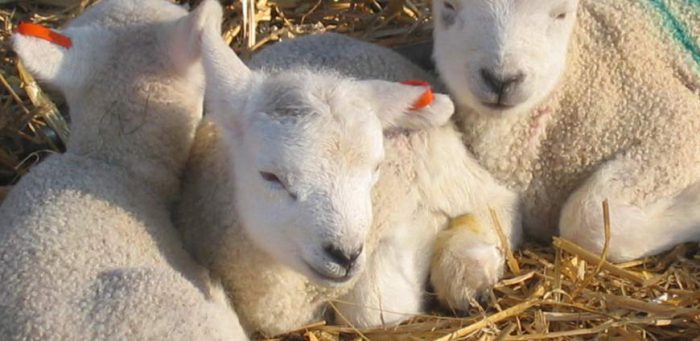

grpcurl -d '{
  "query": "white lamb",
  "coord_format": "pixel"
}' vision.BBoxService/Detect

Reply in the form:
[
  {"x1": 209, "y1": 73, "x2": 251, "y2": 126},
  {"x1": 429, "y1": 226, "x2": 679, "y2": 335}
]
[
  {"x1": 433, "y1": 0, "x2": 700, "y2": 261},
  {"x1": 0, "y1": 0, "x2": 247, "y2": 339},
  {"x1": 176, "y1": 12, "x2": 521, "y2": 336}
]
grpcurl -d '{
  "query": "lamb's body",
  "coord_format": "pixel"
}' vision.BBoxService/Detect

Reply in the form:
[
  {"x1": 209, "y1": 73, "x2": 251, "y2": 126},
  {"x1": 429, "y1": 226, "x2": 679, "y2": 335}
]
[
  {"x1": 0, "y1": 1, "x2": 246, "y2": 339},
  {"x1": 177, "y1": 33, "x2": 520, "y2": 335},
  {"x1": 434, "y1": 0, "x2": 700, "y2": 261}
]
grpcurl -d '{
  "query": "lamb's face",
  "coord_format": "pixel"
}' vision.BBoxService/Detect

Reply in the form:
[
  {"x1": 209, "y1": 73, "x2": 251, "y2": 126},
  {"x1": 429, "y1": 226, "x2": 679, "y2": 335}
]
[
  {"x1": 433, "y1": 0, "x2": 578, "y2": 116},
  {"x1": 229, "y1": 75, "x2": 385, "y2": 286}
]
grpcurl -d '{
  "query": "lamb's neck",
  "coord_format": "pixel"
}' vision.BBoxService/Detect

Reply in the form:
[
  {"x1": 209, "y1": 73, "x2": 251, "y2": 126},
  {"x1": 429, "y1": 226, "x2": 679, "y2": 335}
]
[
  {"x1": 394, "y1": 124, "x2": 490, "y2": 217},
  {"x1": 456, "y1": 104, "x2": 555, "y2": 192},
  {"x1": 65, "y1": 99, "x2": 200, "y2": 201}
]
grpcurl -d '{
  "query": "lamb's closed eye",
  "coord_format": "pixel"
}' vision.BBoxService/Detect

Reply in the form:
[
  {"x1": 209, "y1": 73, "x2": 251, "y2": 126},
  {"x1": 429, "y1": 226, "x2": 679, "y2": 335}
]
[
  {"x1": 259, "y1": 171, "x2": 297, "y2": 200},
  {"x1": 259, "y1": 171, "x2": 282, "y2": 184}
]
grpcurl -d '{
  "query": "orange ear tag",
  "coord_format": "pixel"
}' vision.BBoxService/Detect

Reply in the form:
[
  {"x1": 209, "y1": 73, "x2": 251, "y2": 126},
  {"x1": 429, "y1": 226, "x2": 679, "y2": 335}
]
[
  {"x1": 16, "y1": 23, "x2": 73, "y2": 49},
  {"x1": 400, "y1": 80, "x2": 434, "y2": 110}
]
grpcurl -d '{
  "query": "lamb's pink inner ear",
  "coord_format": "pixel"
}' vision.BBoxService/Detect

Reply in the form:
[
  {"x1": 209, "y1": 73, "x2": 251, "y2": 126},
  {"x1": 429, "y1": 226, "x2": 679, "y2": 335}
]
[{"x1": 400, "y1": 80, "x2": 434, "y2": 111}]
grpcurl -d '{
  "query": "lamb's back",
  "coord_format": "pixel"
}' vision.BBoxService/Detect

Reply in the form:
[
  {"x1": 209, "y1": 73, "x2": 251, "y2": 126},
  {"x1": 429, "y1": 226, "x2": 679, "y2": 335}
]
[
  {"x1": 248, "y1": 33, "x2": 436, "y2": 83},
  {"x1": 0, "y1": 155, "x2": 238, "y2": 340}
]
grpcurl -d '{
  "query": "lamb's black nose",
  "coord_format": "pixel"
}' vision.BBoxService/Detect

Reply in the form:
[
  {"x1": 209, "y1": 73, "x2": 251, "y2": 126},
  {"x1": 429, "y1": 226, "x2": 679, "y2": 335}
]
[
  {"x1": 324, "y1": 244, "x2": 363, "y2": 270},
  {"x1": 480, "y1": 68, "x2": 525, "y2": 98}
]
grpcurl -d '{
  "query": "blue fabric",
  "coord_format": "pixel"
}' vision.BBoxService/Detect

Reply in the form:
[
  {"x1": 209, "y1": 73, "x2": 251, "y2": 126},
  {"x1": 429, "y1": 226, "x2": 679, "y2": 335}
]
[{"x1": 646, "y1": 0, "x2": 700, "y2": 67}]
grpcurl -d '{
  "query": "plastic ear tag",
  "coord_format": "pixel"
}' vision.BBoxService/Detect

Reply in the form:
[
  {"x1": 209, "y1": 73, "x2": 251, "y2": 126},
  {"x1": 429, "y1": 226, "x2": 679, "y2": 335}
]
[
  {"x1": 16, "y1": 23, "x2": 73, "y2": 49},
  {"x1": 400, "y1": 80, "x2": 434, "y2": 110}
]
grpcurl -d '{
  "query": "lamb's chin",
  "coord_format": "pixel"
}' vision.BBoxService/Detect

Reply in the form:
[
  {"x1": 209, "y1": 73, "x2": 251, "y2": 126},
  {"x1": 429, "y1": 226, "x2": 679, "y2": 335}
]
[
  {"x1": 290, "y1": 265, "x2": 352, "y2": 289},
  {"x1": 471, "y1": 103, "x2": 533, "y2": 118},
  {"x1": 458, "y1": 88, "x2": 546, "y2": 118},
  {"x1": 292, "y1": 255, "x2": 359, "y2": 288}
]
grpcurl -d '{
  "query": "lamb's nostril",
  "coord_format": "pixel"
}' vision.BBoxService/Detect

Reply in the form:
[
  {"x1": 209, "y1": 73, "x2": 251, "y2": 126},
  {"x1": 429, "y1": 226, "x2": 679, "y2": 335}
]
[
  {"x1": 480, "y1": 68, "x2": 526, "y2": 97},
  {"x1": 324, "y1": 244, "x2": 363, "y2": 269},
  {"x1": 347, "y1": 246, "x2": 363, "y2": 263},
  {"x1": 480, "y1": 68, "x2": 504, "y2": 94},
  {"x1": 502, "y1": 72, "x2": 526, "y2": 93}
]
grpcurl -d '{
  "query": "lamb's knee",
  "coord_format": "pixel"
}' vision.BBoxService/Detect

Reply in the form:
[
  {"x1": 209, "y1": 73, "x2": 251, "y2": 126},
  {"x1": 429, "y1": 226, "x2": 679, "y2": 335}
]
[
  {"x1": 336, "y1": 238, "x2": 426, "y2": 328},
  {"x1": 335, "y1": 275, "x2": 422, "y2": 328},
  {"x1": 560, "y1": 186, "x2": 606, "y2": 251},
  {"x1": 559, "y1": 188, "x2": 653, "y2": 262}
]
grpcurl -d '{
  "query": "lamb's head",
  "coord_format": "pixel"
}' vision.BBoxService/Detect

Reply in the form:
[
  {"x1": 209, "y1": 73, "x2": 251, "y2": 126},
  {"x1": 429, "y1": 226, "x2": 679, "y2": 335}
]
[
  {"x1": 201, "y1": 20, "x2": 454, "y2": 286},
  {"x1": 12, "y1": 0, "x2": 217, "y2": 110},
  {"x1": 11, "y1": 0, "x2": 219, "y2": 158},
  {"x1": 433, "y1": 0, "x2": 578, "y2": 116}
]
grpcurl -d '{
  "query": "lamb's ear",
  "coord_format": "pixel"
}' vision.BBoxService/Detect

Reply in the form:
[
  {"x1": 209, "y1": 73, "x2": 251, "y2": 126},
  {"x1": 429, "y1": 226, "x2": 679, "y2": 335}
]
[
  {"x1": 12, "y1": 24, "x2": 83, "y2": 88},
  {"x1": 362, "y1": 80, "x2": 455, "y2": 130},
  {"x1": 14, "y1": 24, "x2": 112, "y2": 92},
  {"x1": 200, "y1": 3, "x2": 252, "y2": 96},
  {"x1": 199, "y1": 1, "x2": 253, "y2": 134},
  {"x1": 168, "y1": 0, "x2": 223, "y2": 72}
]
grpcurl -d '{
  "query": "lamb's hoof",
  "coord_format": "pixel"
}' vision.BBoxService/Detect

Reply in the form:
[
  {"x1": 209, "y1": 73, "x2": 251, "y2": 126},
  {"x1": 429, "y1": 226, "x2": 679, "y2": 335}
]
[
  {"x1": 430, "y1": 246, "x2": 501, "y2": 311},
  {"x1": 444, "y1": 291, "x2": 490, "y2": 317},
  {"x1": 430, "y1": 216, "x2": 504, "y2": 312}
]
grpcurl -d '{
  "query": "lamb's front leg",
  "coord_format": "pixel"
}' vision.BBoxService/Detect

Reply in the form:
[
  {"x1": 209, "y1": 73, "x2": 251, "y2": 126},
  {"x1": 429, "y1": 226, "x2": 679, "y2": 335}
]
[
  {"x1": 429, "y1": 210, "x2": 519, "y2": 312},
  {"x1": 559, "y1": 154, "x2": 700, "y2": 262},
  {"x1": 333, "y1": 220, "x2": 435, "y2": 328},
  {"x1": 417, "y1": 126, "x2": 523, "y2": 312}
]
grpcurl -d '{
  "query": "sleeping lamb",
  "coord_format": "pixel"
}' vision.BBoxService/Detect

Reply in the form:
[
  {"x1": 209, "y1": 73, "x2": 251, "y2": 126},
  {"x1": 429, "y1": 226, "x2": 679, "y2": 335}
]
[
  {"x1": 0, "y1": 0, "x2": 246, "y2": 339},
  {"x1": 433, "y1": 0, "x2": 700, "y2": 261},
  {"x1": 176, "y1": 5, "x2": 521, "y2": 335}
]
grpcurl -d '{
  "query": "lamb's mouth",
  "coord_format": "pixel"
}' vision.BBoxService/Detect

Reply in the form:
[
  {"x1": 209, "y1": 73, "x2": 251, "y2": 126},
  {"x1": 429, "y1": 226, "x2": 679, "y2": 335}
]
[
  {"x1": 481, "y1": 101, "x2": 516, "y2": 111},
  {"x1": 302, "y1": 260, "x2": 353, "y2": 284}
]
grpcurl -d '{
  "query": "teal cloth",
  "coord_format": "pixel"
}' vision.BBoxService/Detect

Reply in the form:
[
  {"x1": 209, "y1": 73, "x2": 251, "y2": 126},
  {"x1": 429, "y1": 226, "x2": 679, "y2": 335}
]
[{"x1": 647, "y1": 0, "x2": 700, "y2": 67}]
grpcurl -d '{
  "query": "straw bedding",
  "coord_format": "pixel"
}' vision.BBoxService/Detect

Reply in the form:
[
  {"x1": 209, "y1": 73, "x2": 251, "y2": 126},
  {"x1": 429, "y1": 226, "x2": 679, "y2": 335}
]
[{"x1": 0, "y1": 1, "x2": 697, "y2": 340}]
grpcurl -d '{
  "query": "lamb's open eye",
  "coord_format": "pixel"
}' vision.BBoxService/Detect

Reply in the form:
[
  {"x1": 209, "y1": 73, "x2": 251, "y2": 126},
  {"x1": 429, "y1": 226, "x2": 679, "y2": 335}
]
[
  {"x1": 555, "y1": 12, "x2": 567, "y2": 20},
  {"x1": 443, "y1": 0, "x2": 456, "y2": 11},
  {"x1": 260, "y1": 171, "x2": 298, "y2": 200}
]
